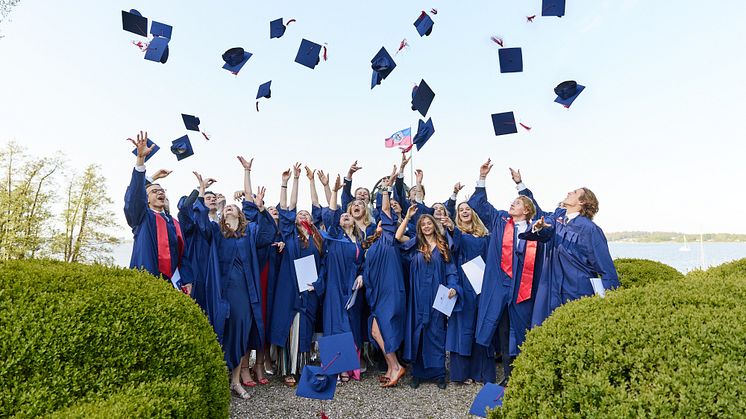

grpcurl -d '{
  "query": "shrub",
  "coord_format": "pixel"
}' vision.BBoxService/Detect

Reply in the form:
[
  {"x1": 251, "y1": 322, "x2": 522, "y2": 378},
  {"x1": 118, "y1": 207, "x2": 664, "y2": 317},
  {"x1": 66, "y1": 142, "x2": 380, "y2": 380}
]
[
  {"x1": 687, "y1": 257, "x2": 746, "y2": 280},
  {"x1": 490, "y1": 274, "x2": 746, "y2": 418},
  {"x1": 613, "y1": 258, "x2": 684, "y2": 289},
  {"x1": 0, "y1": 260, "x2": 229, "y2": 418}
]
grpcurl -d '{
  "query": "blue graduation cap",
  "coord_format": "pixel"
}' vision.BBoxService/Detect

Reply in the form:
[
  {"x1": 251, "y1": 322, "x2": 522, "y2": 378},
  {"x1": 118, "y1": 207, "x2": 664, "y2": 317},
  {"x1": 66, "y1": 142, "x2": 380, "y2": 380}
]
[
  {"x1": 413, "y1": 11, "x2": 434, "y2": 37},
  {"x1": 256, "y1": 81, "x2": 272, "y2": 99},
  {"x1": 170, "y1": 135, "x2": 194, "y2": 161},
  {"x1": 131, "y1": 139, "x2": 159, "y2": 163},
  {"x1": 270, "y1": 18, "x2": 286, "y2": 39},
  {"x1": 498, "y1": 48, "x2": 523, "y2": 73},
  {"x1": 150, "y1": 21, "x2": 172, "y2": 39},
  {"x1": 413, "y1": 118, "x2": 435, "y2": 151},
  {"x1": 542, "y1": 0, "x2": 566, "y2": 17},
  {"x1": 122, "y1": 9, "x2": 148, "y2": 37},
  {"x1": 295, "y1": 39, "x2": 322, "y2": 69},
  {"x1": 491, "y1": 112, "x2": 518, "y2": 136},
  {"x1": 554, "y1": 81, "x2": 585, "y2": 107},
  {"x1": 371, "y1": 47, "x2": 396, "y2": 89},
  {"x1": 144, "y1": 36, "x2": 169, "y2": 64},
  {"x1": 221, "y1": 47, "x2": 252, "y2": 75},
  {"x1": 411, "y1": 79, "x2": 435, "y2": 117},
  {"x1": 181, "y1": 114, "x2": 201, "y2": 131},
  {"x1": 317, "y1": 332, "x2": 360, "y2": 375},
  {"x1": 296, "y1": 365, "x2": 337, "y2": 400},
  {"x1": 469, "y1": 383, "x2": 505, "y2": 417}
]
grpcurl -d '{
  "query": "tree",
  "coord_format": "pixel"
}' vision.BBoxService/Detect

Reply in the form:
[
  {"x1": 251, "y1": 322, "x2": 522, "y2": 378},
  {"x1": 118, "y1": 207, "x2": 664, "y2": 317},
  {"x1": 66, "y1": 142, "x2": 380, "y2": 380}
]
[
  {"x1": 0, "y1": 0, "x2": 21, "y2": 38},
  {"x1": 53, "y1": 164, "x2": 121, "y2": 264}
]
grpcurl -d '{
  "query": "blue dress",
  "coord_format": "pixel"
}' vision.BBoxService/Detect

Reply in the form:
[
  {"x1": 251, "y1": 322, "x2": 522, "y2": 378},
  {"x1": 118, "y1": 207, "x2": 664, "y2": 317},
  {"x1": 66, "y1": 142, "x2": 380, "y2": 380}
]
[
  {"x1": 195, "y1": 200, "x2": 276, "y2": 370},
  {"x1": 269, "y1": 208, "x2": 322, "y2": 353},
  {"x1": 315, "y1": 208, "x2": 365, "y2": 348},
  {"x1": 518, "y1": 189, "x2": 619, "y2": 327},
  {"x1": 445, "y1": 227, "x2": 495, "y2": 383},
  {"x1": 401, "y1": 238, "x2": 460, "y2": 380},
  {"x1": 362, "y1": 209, "x2": 406, "y2": 354}
]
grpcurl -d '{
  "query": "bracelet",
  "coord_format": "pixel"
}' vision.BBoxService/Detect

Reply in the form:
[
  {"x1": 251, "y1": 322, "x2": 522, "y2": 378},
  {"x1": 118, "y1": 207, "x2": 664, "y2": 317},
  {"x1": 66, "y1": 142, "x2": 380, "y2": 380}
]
[
  {"x1": 281, "y1": 186, "x2": 288, "y2": 189},
  {"x1": 293, "y1": 176, "x2": 300, "y2": 180}
]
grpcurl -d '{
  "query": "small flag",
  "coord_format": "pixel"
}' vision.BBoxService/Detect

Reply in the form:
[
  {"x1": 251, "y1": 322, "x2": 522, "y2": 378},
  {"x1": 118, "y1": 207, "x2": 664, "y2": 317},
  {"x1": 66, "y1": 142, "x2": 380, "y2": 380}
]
[{"x1": 384, "y1": 128, "x2": 412, "y2": 149}]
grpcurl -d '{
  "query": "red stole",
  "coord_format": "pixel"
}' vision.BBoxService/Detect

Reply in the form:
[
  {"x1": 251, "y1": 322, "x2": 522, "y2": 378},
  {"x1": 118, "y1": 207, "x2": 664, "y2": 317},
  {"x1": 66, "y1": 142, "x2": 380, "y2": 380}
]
[
  {"x1": 500, "y1": 218, "x2": 537, "y2": 303},
  {"x1": 154, "y1": 210, "x2": 184, "y2": 278}
]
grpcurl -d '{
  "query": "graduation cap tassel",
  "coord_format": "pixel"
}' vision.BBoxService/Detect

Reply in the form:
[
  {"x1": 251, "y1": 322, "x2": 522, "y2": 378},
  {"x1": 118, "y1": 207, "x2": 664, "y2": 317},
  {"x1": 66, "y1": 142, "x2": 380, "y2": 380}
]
[
  {"x1": 319, "y1": 402, "x2": 329, "y2": 419},
  {"x1": 322, "y1": 45, "x2": 328, "y2": 61},
  {"x1": 430, "y1": 8, "x2": 438, "y2": 14},
  {"x1": 526, "y1": 15, "x2": 536, "y2": 22},
  {"x1": 519, "y1": 122, "x2": 532, "y2": 131},
  {"x1": 419, "y1": 10, "x2": 427, "y2": 19},
  {"x1": 396, "y1": 38, "x2": 409, "y2": 55},
  {"x1": 286, "y1": 18, "x2": 296, "y2": 25},
  {"x1": 490, "y1": 36, "x2": 504, "y2": 47},
  {"x1": 132, "y1": 40, "x2": 149, "y2": 51},
  {"x1": 256, "y1": 101, "x2": 260, "y2": 112},
  {"x1": 201, "y1": 131, "x2": 211, "y2": 141}
]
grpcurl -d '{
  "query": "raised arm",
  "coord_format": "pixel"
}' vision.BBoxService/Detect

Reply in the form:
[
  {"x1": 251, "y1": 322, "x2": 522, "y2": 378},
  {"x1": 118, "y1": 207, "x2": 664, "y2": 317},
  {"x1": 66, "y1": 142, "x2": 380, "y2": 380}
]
[
  {"x1": 444, "y1": 182, "x2": 463, "y2": 220},
  {"x1": 342, "y1": 160, "x2": 361, "y2": 211},
  {"x1": 467, "y1": 158, "x2": 506, "y2": 225},
  {"x1": 124, "y1": 131, "x2": 155, "y2": 228},
  {"x1": 396, "y1": 205, "x2": 417, "y2": 243},
  {"x1": 279, "y1": 167, "x2": 290, "y2": 210},
  {"x1": 191, "y1": 171, "x2": 218, "y2": 239},
  {"x1": 238, "y1": 156, "x2": 254, "y2": 203},
  {"x1": 305, "y1": 165, "x2": 320, "y2": 208},
  {"x1": 329, "y1": 174, "x2": 344, "y2": 211},
  {"x1": 511, "y1": 167, "x2": 550, "y2": 219},
  {"x1": 414, "y1": 169, "x2": 425, "y2": 203},
  {"x1": 317, "y1": 170, "x2": 332, "y2": 205},
  {"x1": 289, "y1": 162, "x2": 301, "y2": 210}
]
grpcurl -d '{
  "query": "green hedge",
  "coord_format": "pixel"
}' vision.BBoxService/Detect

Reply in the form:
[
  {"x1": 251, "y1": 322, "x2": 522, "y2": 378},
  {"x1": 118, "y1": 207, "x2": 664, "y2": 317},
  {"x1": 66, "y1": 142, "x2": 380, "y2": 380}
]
[
  {"x1": 687, "y1": 257, "x2": 746, "y2": 280},
  {"x1": 490, "y1": 272, "x2": 746, "y2": 418},
  {"x1": 614, "y1": 258, "x2": 684, "y2": 289},
  {"x1": 0, "y1": 260, "x2": 229, "y2": 418}
]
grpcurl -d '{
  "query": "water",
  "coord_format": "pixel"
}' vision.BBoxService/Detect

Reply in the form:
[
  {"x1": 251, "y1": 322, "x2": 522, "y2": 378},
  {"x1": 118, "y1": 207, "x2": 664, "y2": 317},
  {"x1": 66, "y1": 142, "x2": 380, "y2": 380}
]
[{"x1": 114, "y1": 241, "x2": 746, "y2": 274}]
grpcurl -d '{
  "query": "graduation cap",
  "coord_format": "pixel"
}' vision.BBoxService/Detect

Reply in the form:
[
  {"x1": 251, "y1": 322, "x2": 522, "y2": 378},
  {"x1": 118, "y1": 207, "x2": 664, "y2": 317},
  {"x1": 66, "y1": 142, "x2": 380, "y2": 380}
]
[
  {"x1": 144, "y1": 36, "x2": 169, "y2": 63},
  {"x1": 296, "y1": 365, "x2": 337, "y2": 400},
  {"x1": 170, "y1": 135, "x2": 194, "y2": 161},
  {"x1": 222, "y1": 47, "x2": 252, "y2": 75},
  {"x1": 542, "y1": 0, "x2": 566, "y2": 17},
  {"x1": 491, "y1": 112, "x2": 519, "y2": 136},
  {"x1": 371, "y1": 47, "x2": 396, "y2": 89},
  {"x1": 122, "y1": 9, "x2": 148, "y2": 37},
  {"x1": 295, "y1": 39, "x2": 323, "y2": 69},
  {"x1": 469, "y1": 383, "x2": 505, "y2": 417},
  {"x1": 131, "y1": 139, "x2": 159, "y2": 163},
  {"x1": 412, "y1": 118, "x2": 435, "y2": 151},
  {"x1": 554, "y1": 81, "x2": 585, "y2": 108},
  {"x1": 256, "y1": 81, "x2": 272, "y2": 99},
  {"x1": 411, "y1": 79, "x2": 435, "y2": 117},
  {"x1": 181, "y1": 114, "x2": 201, "y2": 131},
  {"x1": 317, "y1": 332, "x2": 360, "y2": 375},
  {"x1": 270, "y1": 18, "x2": 296, "y2": 39},
  {"x1": 150, "y1": 21, "x2": 172, "y2": 39},
  {"x1": 413, "y1": 11, "x2": 434, "y2": 37},
  {"x1": 498, "y1": 48, "x2": 523, "y2": 73}
]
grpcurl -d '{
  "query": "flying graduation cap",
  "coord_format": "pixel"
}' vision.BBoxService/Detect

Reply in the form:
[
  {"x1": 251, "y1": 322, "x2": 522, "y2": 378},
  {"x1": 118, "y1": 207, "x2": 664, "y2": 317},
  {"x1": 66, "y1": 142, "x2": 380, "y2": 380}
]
[
  {"x1": 270, "y1": 18, "x2": 296, "y2": 39},
  {"x1": 371, "y1": 47, "x2": 396, "y2": 89},
  {"x1": 414, "y1": 11, "x2": 435, "y2": 36},
  {"x1": 317, "y1": 332, "x2": 360, "y2": 375},
  {"x1": 498, "y1": 47, "x2": 523, "y2": 73},
  {"x1": 222, "y1": 47, "x2": 252, "y2": 75},
  {"x1": 256, "y1": 81, "x2": 272, "y2": 111},
  {"x1": 412, "y1": 118, "x2": 435, "y2": 151},
  {"x1": 554, "y1": 80, "x2": 585, "y2": 108},
  {"x1": 411, "y1": 79, "x2": 435, "y2": 117},
  {"x1": 122, "y1": 9, "x2": 148, "y2": 37},
  {"x1": 144, "y1": 36, "x2": 169, "y2": 63},
  {"x1": 170, "y1": 135, "x2": 194, "y2": 161},
  {"x1": 150, "y1": 21, "x2": 172, "y2": 39},
  {"x1": 469, "y1": 383, "x2": 505, "y2": 417},
  {"x1": 295, "y1": 39, "x2": 325, "y2": 69},
  {"x1": 542, "y1": 0, "x2": 566, "y2": 17}
]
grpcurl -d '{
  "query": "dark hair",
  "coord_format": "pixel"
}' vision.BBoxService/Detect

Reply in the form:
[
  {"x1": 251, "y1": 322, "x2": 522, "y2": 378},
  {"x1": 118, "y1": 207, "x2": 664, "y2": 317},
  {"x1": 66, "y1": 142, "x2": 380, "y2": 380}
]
[
  {"x1": 204, "y1": 191, "x2": 216, "y2": 197},
  {"x1": 416, "y1": 214, "x2": 450, "y2": 263},
  {"x1": 579, "y1": 187, "x2": 599, "y2": 220}
]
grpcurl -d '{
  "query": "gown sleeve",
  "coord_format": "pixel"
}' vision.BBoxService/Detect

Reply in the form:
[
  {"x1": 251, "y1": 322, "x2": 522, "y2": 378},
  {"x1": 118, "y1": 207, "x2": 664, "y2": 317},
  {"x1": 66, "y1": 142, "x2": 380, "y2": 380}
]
[{"x1": 123, "y1": 168, "x2": 148, "y2": 229}]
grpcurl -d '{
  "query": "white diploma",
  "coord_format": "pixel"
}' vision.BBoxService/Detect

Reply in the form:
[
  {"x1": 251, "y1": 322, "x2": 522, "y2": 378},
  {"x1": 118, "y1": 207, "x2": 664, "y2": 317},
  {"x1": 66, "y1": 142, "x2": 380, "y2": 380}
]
[
  {"x1": 590, "y1": 277, "x2": 606, "y2": 298},
  {"x1": 293, "y1": 255, "x2": 318, "y2": 292},
  {"x1": 432, "y1": 284, "x2": 457, "y2": 317},
  {"x1": 461, "y1": 256, "x2": 486, "y2": 295}
]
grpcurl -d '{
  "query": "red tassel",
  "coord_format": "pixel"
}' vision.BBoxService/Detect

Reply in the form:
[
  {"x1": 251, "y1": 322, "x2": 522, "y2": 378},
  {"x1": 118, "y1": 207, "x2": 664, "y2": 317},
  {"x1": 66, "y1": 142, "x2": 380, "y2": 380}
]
[
  {"x1": 401, "y1": 144, "x2": 414, "y2": 153},
  {"x1": 300, "y1": 219, "x2": 314, "y2": 236},
  {"x1": 490, "y1": 36, "x2": 504, "y2": 47},
  {"x1": 286, "y1": 18, "x2": 296, "y2": 25},
  {"x1": 201, "y1": 131, "x2": 210, "y2": 141},
  {"x1": 132, "y1": 40, "x2": 149, "y2": 51},
  {"x1": 519, "y1": 122, "x2": 532, "y2": 131},
  {"x1": 430, "y1": 8, "x2": 438, "y2": 14},
  {"x1": 322, "y1": 45, "x2": 327, "y2": 61},
  {"x1": 526, "y1": 15, "x2": 536, "y2": 22},
  {"x1": 419, "y1": 10, "x2": 427, "y2": 19},
  {"x1": 256, "y1": 101, "x2": 260, "y2": 112},
  {"x1": 319, "y1": 412, "x2": 329, "y2": 419},
  {"x1": 396, "y1": 38, "x2": 409, "y2": 54}
]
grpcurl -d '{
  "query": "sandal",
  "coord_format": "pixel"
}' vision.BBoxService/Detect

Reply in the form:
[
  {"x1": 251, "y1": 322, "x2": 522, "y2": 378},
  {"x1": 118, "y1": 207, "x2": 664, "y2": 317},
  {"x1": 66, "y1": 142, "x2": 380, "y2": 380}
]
[
  {"x1": 463, "y1": 378, "x2": 474, "y2": 385},
  {"x1": 240, "y1": 367, "x2": 256, "y2": 387},
  {"x1": 378, "y1": 375, "x2": 389, "y2": 383},
  {"x1": 340, "y1": 373, "x2": 350, "y2": 383},
  {"x1": 231, "y1": 383, "x2": 251, "y2": 400},
  {"x1": 258, "y1": 378, "x2": 269, "y2": 385},
  {"x1": 383, "y1": 367, "x2": 406, "y2": 388},
  {"x1": 283, "y1": 375, "x2": 297, "y2": 387}
]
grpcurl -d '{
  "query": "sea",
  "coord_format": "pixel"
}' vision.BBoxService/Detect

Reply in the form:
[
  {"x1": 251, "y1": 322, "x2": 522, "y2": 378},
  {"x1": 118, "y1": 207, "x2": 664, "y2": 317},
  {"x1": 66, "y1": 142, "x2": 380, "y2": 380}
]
[{"x1": 112, "y1": 241, "x2": 746, "y2": 274}]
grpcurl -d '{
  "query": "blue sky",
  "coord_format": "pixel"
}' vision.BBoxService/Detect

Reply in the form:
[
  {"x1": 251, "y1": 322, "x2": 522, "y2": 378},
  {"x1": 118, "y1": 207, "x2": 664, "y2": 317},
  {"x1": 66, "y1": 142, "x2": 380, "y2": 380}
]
[{"x1": 1, "y1": 0, "x2": 745, "y2": 235}]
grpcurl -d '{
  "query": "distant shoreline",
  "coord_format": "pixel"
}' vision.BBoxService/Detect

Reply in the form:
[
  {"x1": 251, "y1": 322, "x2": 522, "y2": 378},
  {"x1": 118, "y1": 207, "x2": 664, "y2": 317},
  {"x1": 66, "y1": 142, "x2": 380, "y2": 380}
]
[{"x1": 607, "y1": 232, "x2": 746, "y2": 243}]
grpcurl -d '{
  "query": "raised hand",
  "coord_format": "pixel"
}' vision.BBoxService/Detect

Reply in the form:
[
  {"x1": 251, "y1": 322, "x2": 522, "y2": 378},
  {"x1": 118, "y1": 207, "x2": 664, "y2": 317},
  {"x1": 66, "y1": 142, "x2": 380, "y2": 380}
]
[
  {"x1": 405, "y1": 205, "x2": 418, "y2": 220},
  {"x1": 255, "y1": 186, "x2": 267, "y2": 209},
  {"x1": 399, "y1": 153, "x2": 411, "y2": 172},
  {"x1": 305, "y1": 165, "x2": 316, "y2": 181},
  {"x1": 237, "y1": 156, "x2": 254, "y2": 171},
  {"x1": 292, "y1": 163, "x2": 302, "y2": 179},
  {"x1": 533, "y1": 216, "x2": 551, "y2": 231},
  {"x1": 440, "y1": 216, "x2": 454, "y2": 231},
  {"x1": 383, "y1": 164, "x2": 398, "y2": 188},
  {"x1": 151, "y1": 169, "x2": 172, "y2": 181},
  {"x1": 233, "y1": 190, "x2": 245, "y2": 201},
  {"x1": 347, "y1": 160, "x2": 362, "y2": 178},
  {"x1": 317, "y1": 170, "x2": 329, "y2": 186},
  {"x1": 415, "y1": 169, "x2": 424, "y2": 185},
  {"x1": 479, "y1": 158, "x2": 494, "y2": 179},
  {"x1": 510, "y1": 167, "x2": 522, "y2": 184},
  {"x1": 127, "y1": 130, "x2": 154, "y2": 160},
  {"x1": 193, "y1": 171, "x2": 204, "y2": 186},
  {"x1": 281, "y1": 167, "x2": 291, "y2": 183},
  {"x1": 204, "y1": 178, "x2": 217, "y2": 189},
  {"x1": 333, "y1": 174, "x2": 345, "y2": 192},
  {"x1": 453, "y1": 182, "x2": 464, "y2": 195}
]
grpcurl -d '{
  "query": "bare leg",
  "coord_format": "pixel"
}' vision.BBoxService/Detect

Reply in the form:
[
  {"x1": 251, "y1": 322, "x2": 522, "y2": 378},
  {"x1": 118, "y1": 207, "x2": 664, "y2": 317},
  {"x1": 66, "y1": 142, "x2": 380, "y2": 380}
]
[
  {"x1": 239, "y1": 354, "x2": 254, "y2": 385},
  {"x1": 371, "y1": 318, "x2": 394, "y2": 379},
  {"x1": 254, "y1": 348, "x2": 266, "y2": 382}
]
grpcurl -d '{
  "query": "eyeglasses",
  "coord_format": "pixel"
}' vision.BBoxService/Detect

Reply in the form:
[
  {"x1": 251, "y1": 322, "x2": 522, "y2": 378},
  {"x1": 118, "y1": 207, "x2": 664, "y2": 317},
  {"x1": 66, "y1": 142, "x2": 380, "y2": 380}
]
[{"x1": 148, "y1": 188, "x2": 166, "y2": 195}]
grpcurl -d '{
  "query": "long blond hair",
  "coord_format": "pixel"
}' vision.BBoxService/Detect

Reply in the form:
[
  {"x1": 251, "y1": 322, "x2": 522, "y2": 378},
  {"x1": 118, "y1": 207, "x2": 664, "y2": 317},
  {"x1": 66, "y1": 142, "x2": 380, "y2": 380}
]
[
  {"x1": 219, "y1": 205, "x2": 248, "y2": 238},
  {"x1": 347, "y1": 199, "x2": 373, "y2": 229},
  {"x1": 455, "y1": 202, "x2": 489, "y2": 237},
  {"x1": 416, "y1": 214, "x2": 451, "y2": 263}
]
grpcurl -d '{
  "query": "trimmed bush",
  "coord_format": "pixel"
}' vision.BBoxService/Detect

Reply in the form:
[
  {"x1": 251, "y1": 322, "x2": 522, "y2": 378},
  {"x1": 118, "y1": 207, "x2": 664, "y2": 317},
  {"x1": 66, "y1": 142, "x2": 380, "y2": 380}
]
[
  {"x1": 614, "y1": 258, "x2": 684, "y2": 289},
  {"x1": 0, "y1": 260, "x2": 229, "y2": 418},
  {"x1": 687, "y1": 257, "x2": 746, "y2": 280},
  {"x1": 490, "y1": 273, "x2": 746, "y2": 418}
]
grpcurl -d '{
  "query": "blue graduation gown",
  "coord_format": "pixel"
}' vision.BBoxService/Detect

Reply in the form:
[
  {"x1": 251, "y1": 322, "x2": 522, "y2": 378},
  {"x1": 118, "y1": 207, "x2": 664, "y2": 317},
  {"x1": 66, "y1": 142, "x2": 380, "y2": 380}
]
[
  {"x1": 269, "y1": 208, "x2": 322, "y2": 353},
  {"x1": 401, "y1": 238, "x2": 460, "y2": 379},
  {"x1": 195, "y1": 200, "x2": 276, "y2": 370},
  {"x1": 468, "y1": 186, "x2": 546, "y2": 357},
  {"x1": 362, "y1": 209, "x2": 406, "y2": 354},
  {"x1": 342, "y1": 177, "x2": 380, "y2": 222},
  {"x1": 124, "y1": 168, "x2": 182, "y2": 280},
  {"x1": 314, "y1": 208, "x2": 365, "y2": 347},
  {"x1": 519, "y1": 193, "x2": 619, "y2": 327}
]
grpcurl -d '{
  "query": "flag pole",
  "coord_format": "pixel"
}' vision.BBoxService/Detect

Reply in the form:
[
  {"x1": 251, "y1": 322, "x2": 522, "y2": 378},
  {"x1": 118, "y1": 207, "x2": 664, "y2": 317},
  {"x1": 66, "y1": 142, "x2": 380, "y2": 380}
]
[{"x1": 409, "y1": 126, "x2": 414, "y2": 187}]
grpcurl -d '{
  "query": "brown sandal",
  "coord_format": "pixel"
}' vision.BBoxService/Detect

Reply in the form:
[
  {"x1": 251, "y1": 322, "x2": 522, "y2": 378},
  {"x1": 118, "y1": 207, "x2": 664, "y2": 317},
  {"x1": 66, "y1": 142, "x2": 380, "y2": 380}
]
[{"x1": 283, "y1": 375, "x2": 297, "y2": 387}]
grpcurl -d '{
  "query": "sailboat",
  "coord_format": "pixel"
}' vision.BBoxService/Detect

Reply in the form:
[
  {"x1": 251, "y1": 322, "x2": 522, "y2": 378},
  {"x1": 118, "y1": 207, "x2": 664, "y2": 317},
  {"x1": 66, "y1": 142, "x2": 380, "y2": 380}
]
[
  {"x1": 698, "y1": 233, "x2": 706, "y2": 270},
  {"x1": 679, "y1": 235, "x2": 691, "y2": 252}
]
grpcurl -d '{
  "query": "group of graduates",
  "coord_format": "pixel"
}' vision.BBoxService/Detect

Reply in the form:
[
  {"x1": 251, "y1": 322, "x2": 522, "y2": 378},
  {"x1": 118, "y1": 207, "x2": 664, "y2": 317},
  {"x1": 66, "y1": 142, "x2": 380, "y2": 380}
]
[{"x1": 125, "y1": 131, "x2": 620, "y2": 400}]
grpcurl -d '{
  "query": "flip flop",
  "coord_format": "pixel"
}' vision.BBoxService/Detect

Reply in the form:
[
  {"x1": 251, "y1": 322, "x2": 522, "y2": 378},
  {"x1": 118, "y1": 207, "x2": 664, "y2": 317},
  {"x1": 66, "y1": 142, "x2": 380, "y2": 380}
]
[{"x1": 258, "y1": 378, "x2": 270, "y2": 385}]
